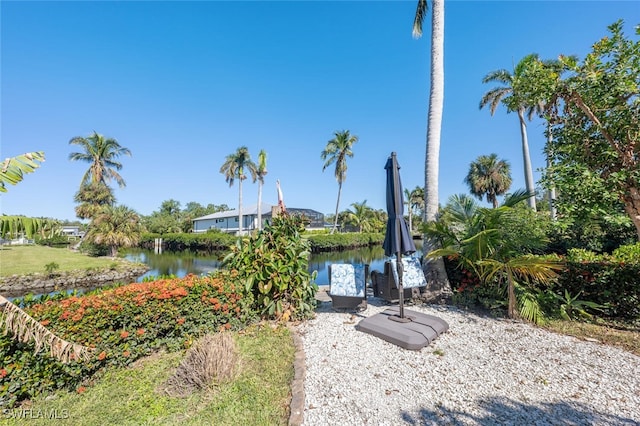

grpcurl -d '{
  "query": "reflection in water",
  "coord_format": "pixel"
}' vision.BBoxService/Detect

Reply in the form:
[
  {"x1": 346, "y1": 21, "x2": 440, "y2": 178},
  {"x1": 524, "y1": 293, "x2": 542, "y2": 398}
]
[
  {"x1": 124, "y1": 249, "x2": 225, "y2": 281},
  {"x1": 125, "y1": 240, "x2": 423, "y2": 286}
]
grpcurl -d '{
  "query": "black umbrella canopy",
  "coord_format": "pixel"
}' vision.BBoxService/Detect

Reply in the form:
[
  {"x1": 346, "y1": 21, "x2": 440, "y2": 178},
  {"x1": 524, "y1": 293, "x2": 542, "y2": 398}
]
[{"x1": 383, "y1": 152, "x2": 416, "y2": 258}]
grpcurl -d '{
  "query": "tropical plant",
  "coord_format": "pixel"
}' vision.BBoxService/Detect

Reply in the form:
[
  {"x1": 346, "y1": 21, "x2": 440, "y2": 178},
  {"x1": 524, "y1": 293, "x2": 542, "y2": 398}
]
[
  {"x1": 346, "y1": 200, "x2": 374, "y2": 233},
  {"x1": 84, "y1": 205, "x2": 143, "y2": 256},
  {"x1": 480, "y1": 54, "x2": 548, "y2": 211},
  {"x1": 539, "y1": 21, "x2": 640, "y2": 240},
  {"x1": 321, "y1": 130, "x2": 358, "y2": 234},
  {"x1": 74, "y1": 181, "x2": 116, "y2": 220},
  {"x1": 68, "y1": 131, "x2": 131, "y2": 188},
  {"x1": 220, "y1": 146, "x2": 257, "y2": 236},
  {"x1": 553, "y1": 290, "x2": 604, "y2": 321},
  {"x1": 464, "y1": 154, "x2": 512, "y2": 208},
  {"x1": 425, "y1": 191, "x2": 563, "y2": 323},
  {"x1": 407, "y1": 186, "x2": 425, "y2": 232},
  {"x1": 223, "y1": 213, "x2": 318, "y2": 321},
  {"x1": 256, "y1": 150, "x2": 268, "y2": 231},
  {"x1": 0, "y1": 216, "x2": 58, "y2": 240},
  {"x1": 0, "y1": 151, "x2": 45, "y2": 192},
  {"x1": 413, "y1": 0, "x2": 451, "y2": 301}
]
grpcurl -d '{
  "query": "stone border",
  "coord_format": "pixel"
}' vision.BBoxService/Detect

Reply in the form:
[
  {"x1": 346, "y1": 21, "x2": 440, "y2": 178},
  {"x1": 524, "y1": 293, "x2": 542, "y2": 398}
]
[{"x1": 288, "y1": 324, "x2": 306, "y2": 426}]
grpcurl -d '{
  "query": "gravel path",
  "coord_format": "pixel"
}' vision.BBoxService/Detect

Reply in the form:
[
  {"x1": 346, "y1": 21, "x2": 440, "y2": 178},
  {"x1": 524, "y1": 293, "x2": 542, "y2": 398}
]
[{"x1": 297, "y1": 300, "x2": 640, "y2": 425}]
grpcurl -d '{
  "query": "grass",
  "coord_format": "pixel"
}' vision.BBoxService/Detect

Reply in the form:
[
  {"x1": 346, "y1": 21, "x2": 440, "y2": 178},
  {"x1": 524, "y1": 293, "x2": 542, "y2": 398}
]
[
  {"x1": 0, "y1": 324, "x2": 295, "y2": 426},
  {"x1": 543, "y1": 319, "x2": 640, "y2": 357},
  {"x1": 0, "y1": 245, "x2": 121, "y2": 277}
]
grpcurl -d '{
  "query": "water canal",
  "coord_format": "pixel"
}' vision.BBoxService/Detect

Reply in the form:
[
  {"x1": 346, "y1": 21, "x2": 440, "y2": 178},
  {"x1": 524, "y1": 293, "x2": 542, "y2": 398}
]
[{"x1": 125, "y1": 240, "x2": 423, "y2": 286}]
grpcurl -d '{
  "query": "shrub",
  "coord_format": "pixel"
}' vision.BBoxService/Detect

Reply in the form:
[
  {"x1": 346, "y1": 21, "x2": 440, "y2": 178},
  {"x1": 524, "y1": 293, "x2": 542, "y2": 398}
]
[
  {"x1": 0, "y1": 274, "x2": 255, "y2": 408},
  {"x1": 139, "y1": 232, "x2": 236, "y2": 252},
  {"x1": 306, "y1": 232, "x2": 384, "y2": 252},
  {"x1": 44, "y1": 262, "x2": 59, "y2": 276},
  {"x1": 612, "y1": 242, "x2": 640, "y2": 264},
  {"x1": 223, "y1": 214, "x2": 318, "y2": 321},
  {"x1": 36, "y1": 235, "x2": 70, "y2": 247},
  {"x1": 555, "y1": 246, "x2": 640, "y2": 321}
]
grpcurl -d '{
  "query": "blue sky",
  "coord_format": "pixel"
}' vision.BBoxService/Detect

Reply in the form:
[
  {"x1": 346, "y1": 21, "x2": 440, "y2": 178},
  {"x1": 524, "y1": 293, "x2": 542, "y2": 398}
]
[{"x1": 2, "y1": 1, "x2": 638, "y2": 221}]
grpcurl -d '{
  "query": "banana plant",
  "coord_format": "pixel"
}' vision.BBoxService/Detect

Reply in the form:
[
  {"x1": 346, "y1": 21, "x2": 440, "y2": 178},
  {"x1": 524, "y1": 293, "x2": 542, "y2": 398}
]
[{"x1": 0, "y1": 151, "x2": 45, "y2": 192}]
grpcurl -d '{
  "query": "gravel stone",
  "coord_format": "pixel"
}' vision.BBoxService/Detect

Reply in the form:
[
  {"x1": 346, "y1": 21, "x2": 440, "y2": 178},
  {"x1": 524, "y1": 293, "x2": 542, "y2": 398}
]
[{"x1": 298, "y1": 301, "x2": 640, "y2": 425}]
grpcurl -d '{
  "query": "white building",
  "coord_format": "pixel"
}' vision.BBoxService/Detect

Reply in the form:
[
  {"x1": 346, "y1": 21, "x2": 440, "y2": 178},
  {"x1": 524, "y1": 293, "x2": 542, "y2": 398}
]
[{"x1": 192, "y1": 203, "x2": 325, "y2": 234}]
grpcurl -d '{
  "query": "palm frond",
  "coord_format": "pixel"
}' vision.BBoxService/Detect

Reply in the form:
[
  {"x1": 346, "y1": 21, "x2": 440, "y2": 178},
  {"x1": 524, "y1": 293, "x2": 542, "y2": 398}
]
[
  {"x1": 1, "y1": 296, "x2": 93, "y2": 363},
  {"x1": 412, "y1": 0, "x2": 428, "y2": 39}
]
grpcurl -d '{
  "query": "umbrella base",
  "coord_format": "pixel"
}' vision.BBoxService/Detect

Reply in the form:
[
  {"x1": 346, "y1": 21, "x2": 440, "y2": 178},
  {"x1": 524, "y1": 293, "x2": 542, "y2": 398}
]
[{"x1": 355, "y1": 307, "x2": 449, "y2": 350}]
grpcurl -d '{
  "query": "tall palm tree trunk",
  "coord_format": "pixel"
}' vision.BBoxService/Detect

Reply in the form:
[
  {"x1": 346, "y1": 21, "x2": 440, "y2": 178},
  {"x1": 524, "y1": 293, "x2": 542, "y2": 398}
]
[
  {"x1": 238, "y1": 180, "x2": 243, "y2": 235},
  {"x1": 332, "y1": 182, "x2": 342, "y2": 234},
  {"x1": 422, "y1": 0, "x2": 451, "y2": 302},
  {"x1": 507, "y1": 269, "x2": 516, "y2": 319},
  {"x1": 517, "y1": 108, "x2": 537, "y2": 211}
]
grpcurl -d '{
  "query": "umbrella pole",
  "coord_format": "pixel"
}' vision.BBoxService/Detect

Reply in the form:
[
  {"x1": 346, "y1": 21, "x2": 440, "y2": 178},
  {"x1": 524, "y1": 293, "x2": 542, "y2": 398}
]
[
  {"x1": 397, "y1": 252, "x2": 405, "y2": 318},
  {"x1": 389, "y1": 252, "x2": 412, "y2": 323}
]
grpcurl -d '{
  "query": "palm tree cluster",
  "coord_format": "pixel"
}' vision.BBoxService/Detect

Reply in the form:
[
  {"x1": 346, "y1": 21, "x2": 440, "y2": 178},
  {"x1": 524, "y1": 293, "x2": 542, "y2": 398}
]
[
  {"x1": 425, "y1": 191, "x2": 562, "y2": 323},
  {"x1": 68, "y1": 131, "x2": 141, "y2": 256},
  {"x1": 219, "y1": 147, "x2": 270, "y2": 235}
]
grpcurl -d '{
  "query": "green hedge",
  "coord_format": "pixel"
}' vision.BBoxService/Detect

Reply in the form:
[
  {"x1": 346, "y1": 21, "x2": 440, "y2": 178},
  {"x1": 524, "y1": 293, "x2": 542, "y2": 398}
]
[
  {"x1": 556, "y1": 261, "x2": 640, "y2": 321},
  {"x1": 306, "y1": 233, "x2": 384, "y2": 252},
  {"x1": 443, "y1": 243, "x2": 640, "y2": 322},
  {"x1": 140, "y1": 232, "x2": 236, "y2": 251}
]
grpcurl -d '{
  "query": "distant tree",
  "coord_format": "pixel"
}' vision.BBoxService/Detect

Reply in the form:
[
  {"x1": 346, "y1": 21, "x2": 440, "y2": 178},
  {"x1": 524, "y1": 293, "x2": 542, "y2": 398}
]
[
  {"x1": 480, "y1": 54, "x2": 546, "y2": 211},
  {"x1": 464, "y1": 154, "x2": 512, "y2": 208},
  {"x1": 85, "y1": 205, "x2": 142, "y2": 257},
  {"x1": 160, "y1": 199, "x2": 181, "y2": 216},
  {"x1": 68, "y1": 131, "x2": 131, "y2": 188},
  {"x1": 347, "y1": 200, "x2": 373, "y2": 233},
  {"x1": 321, "y1": 130, "x2": 358, "y2": 234},
  {"x1": 220, "y1": 147, "x2": 257, "y2": 235},
  {"x1": 256, "y1": 150, "x2": 268, "y2": 231},
  {"x1": 0, "y1": 151, "x2": 45, "y2": 192},
  {"x1": 410, "y1": 186, "x2": 425, "y2": 230},
  {"x1": 74, "y1": 182, "x2": 116, "y2": 220}
]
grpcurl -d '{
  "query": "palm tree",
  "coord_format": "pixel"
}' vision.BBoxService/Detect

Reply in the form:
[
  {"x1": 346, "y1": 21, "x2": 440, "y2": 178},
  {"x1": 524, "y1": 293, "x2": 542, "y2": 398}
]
[
  {"x1": 413, "y1": 0, "x2": 451, "y2": 300},
  {"x1": 220, "y1": 146, "x2": 257, "y2": 236},
  {"x1": 85, "y1": 205, "x2": 142, "y2": 257},
  {"x1": 347, "y1": 200, "x2": 373, "y2": 233},
  {"x1": 405, "y1": 186, "x2": 425, "y2": 232},
  {"x1": 425, "y1": 191, "x2": 562, "y2": 322},
  {"x1": 464, "y1": 154, "x2": 512, "y2": 208},
  {"x1": 68, "y1": 132, "x2": 131, "y2": 188},
  {"x1": 73, "y1": 181, "x2": 116, "y2": 220},
  {"x1": 480, "y1": 54, "x2": 547, "y2": 211},
  {"x1": 256, "y1": 150, "x2": 268, "y2": 231},
  {"x1": 321, "y1": 130, "x2": 358, "y2": 234}
]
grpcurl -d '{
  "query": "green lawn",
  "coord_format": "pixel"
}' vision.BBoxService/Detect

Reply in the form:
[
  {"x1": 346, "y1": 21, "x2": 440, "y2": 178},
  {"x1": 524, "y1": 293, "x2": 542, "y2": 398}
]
[
  {"x1": 0, "y1": 245, "x2": 122, "y2": 276},
  {"x1": 0, "y1": 325, "x2": 295, "y2": 426}
]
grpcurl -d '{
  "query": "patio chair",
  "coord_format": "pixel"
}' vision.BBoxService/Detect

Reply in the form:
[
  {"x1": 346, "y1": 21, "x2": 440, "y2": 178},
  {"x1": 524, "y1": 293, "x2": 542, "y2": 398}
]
[
  {"x1": 328, "y1": 263, "x2": 369, "y2": 311},
  {"x1": 370, "y1": 256, "x2": 426, "y2": 302}
]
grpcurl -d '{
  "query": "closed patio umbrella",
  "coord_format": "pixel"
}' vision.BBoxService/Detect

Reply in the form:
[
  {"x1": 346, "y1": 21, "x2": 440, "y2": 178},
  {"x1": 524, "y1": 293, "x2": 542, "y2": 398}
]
[
  {"x1": 355, "y1": 152, "x2": 449, "y2": 350},
  {"x1": 383, "y1": 152, "x2": 416, "y2": 320}
]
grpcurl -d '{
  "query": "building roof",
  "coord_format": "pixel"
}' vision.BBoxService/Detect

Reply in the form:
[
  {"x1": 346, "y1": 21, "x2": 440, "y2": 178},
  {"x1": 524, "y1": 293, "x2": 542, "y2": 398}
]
[
  {"x1": 193, "y1": 204, "x2": 324, "y2": 222},
  {"x1": 193, "y1": 203, "x2": 275, "y2": 221}
]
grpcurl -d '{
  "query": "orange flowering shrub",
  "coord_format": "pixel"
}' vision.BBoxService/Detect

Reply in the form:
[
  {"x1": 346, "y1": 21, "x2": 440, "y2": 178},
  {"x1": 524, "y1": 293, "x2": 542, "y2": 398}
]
[{"x1": 1, "y1": 273, "x2": 255, "y2": 408}]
